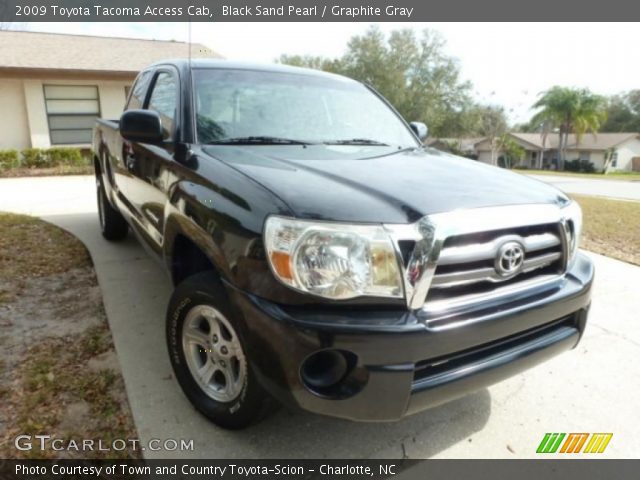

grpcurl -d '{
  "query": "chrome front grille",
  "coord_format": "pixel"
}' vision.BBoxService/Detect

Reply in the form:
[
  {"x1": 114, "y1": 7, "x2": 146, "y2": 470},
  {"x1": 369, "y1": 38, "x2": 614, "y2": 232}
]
[
  {"x1": 431, "y1": 224, "x2": 564, "y2": 289},
  {"x1": 384, "y1": 204, "x2": 570, "y2": 310}
]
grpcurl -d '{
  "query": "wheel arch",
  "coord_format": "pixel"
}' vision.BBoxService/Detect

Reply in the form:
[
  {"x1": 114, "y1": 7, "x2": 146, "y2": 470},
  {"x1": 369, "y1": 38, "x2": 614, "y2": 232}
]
[{"x1": 164, "y1": 212, "x2": 231, "y2": 287}]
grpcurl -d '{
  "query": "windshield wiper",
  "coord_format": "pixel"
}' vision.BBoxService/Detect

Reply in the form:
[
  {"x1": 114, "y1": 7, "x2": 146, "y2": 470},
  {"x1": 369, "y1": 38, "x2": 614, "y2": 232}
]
[
  {"x1": 323, "y1": 138, "x2": 389, "y2": 146},
  {"x1": 206, "y1": 136, "x2": 313, "y2": 145}
]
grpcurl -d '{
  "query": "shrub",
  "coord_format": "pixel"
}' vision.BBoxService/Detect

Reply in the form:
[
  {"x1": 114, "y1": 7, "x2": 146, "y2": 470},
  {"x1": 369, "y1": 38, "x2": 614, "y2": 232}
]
[
  {"x1": 47, "y1": 148, "x2": 86, "y2": 167},
  {"x1": 9, "y1": 147, "x2": 89, "y2": 170},
  {"x1": 579, "y1": 160, "x2": 596, "y2": 173},
  {"x1": 0, "y1": 149, "x2": 19, "y2": 170},
  {"x1": 79, "y1": 150, "x2": 92, "y2": 167},
  {"x1": 564, "y1": 159, "x2": 596, "y2": 173},
  {"x1": 564, "y1": 159, "x2": 580, "y2": 172},
  {"x1": 21, "y1": 148, "x2": 49, "y2": 168}
]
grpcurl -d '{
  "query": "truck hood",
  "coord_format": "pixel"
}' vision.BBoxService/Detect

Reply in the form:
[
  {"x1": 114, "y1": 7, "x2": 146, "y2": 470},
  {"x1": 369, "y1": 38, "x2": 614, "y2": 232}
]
[{"x1": 203, "y1": 145, "x2": 568, "y2": 224}]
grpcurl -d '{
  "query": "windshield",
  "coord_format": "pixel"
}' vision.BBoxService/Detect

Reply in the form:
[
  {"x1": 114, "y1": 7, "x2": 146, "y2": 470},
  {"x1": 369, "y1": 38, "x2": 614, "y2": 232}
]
[{"x1": 193, "y1": 68, "x2": 419, "y2": 147}]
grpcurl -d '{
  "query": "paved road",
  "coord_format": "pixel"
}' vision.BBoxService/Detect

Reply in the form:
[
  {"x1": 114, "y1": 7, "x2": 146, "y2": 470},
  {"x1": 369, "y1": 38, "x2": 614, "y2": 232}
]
[
  {"x1": 526, "y1": 174, "x2": 640, "y2": 201},
  {"x1": 1, "y1": 175, "x2": 639, "y2": 458}
]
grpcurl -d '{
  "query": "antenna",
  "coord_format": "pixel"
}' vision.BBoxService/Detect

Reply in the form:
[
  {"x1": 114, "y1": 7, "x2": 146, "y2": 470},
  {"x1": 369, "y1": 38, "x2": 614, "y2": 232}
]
[
  {"x1": 186, "y1": 20, "x2": 194, "y2": 151},
  {"x1": 188, "y1": 20, "x2": 192, "y2": 67}
]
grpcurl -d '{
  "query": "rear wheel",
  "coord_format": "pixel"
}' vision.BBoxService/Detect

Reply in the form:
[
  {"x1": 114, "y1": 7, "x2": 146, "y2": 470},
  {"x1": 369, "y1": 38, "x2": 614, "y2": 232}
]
[
  {"x1": 96, "y1": 175, "x2": 128, "y2": 241},
  {"x1": 166, "y1": 272, "x2": 272, "y2": 429}
]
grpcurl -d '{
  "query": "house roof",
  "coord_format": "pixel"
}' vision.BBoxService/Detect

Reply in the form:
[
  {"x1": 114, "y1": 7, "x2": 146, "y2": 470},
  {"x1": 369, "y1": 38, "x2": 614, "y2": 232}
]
[
  {"x1": 474, "y1": 132, "x2": 639, "y2": 151},
  {"x1": 426, "y1": 137, "x2": 486, "y2": 152},
  {"x1": 509, "y1": 132, "x2": 640, "y2": 151},
  {"x1": 0, "y1": 30, "x2": 222, "y2": 75}
]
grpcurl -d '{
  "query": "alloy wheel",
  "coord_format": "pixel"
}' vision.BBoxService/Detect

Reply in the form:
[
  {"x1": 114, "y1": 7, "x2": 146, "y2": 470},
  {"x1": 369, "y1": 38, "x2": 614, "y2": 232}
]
[{"x1": 181, "y1": 305, "x2": 247, "y2": 403}]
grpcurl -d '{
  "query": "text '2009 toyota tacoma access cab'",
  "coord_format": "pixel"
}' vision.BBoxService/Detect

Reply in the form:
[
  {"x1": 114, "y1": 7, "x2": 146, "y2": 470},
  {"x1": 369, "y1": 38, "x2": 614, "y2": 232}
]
[{"x1": 93, "y1": 59, "x2": 593, "y2": 429}]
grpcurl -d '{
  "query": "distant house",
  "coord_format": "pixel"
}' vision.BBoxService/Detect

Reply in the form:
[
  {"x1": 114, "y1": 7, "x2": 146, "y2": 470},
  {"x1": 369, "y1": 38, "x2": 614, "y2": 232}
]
[
  {"x1": 425, "y1": 137, "x2": 484, "y2": 159},
  {"x1": 474, "y1": 132, "x2": 640, "y2": 172},
  {"x1": 0, "y1": 30, "x2": 221, "y2": 150}
]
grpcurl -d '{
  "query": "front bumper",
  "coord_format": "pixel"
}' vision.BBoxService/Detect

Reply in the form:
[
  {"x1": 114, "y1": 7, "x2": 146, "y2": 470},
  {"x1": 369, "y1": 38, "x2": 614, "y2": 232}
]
[{"x1": 227, "y1": 252, "x2": 594, "y2": 421}]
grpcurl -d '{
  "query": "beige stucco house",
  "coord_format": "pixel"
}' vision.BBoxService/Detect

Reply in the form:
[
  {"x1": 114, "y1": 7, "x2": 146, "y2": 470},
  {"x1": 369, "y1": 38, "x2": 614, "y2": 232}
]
[
  {"x1": 0, "y1": 30, "x2": 221, "y2": 150},
  {"x1": 475, "y1": 132, "x2": 640, "y2": 172},
  {"x1": 425, "y1": 137, "x2": 483, "y2": 159}
]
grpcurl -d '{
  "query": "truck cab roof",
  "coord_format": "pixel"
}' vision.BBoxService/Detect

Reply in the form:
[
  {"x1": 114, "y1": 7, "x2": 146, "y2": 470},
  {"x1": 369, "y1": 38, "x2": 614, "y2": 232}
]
[{"x1": 148, "y1": 58, "x2": 354, "y2": 83}]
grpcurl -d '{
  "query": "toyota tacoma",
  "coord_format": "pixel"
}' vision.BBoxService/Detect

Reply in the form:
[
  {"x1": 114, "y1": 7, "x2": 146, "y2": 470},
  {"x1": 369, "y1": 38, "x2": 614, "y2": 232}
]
[{"x1": 92, "y1": 60, "x2": 593, "y2": 429}]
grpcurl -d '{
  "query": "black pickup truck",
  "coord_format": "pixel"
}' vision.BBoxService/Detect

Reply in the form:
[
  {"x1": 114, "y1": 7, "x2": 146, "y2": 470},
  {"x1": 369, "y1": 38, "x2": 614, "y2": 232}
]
[{"x1": 93, "y1": 59, "x2": 593, "y2": 429}]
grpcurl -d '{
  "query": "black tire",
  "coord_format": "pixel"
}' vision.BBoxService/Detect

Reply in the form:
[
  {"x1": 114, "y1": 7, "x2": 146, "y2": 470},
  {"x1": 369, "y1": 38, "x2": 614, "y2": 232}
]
[
  {"x1": 166, "y1": 271, "x2": 271, "y2": 429},
  {"x1": 96, "y1": 174, "x2": 128, "y2": 241}
]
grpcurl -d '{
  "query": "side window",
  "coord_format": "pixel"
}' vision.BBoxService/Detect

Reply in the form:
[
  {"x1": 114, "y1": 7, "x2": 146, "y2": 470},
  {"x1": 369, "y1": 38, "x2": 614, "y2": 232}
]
[
  {"x1": 126, "y1": 71, "x2": 151, "y2": 110},
  {"x1": 147, "y1": 72, "x2": 178, "y2": 140}
]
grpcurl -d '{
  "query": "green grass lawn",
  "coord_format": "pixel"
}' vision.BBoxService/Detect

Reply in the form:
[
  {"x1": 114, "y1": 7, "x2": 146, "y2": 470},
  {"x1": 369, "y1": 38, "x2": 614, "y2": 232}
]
[
  {"x1": 524, "y1": 169, "x2": 640, "y2": 181},
  {"x1": 572, "y1": 195, "x2": 640, "y2": 266}
]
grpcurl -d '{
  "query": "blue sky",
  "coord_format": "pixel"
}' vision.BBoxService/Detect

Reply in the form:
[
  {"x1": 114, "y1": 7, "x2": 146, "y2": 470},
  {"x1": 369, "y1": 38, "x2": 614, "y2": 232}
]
[{"x1": 21, "y1": 22, "x2": 640, "y2": 124}]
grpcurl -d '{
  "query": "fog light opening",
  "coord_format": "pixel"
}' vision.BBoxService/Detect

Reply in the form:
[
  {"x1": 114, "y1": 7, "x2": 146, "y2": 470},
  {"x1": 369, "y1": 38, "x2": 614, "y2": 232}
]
[{"x1": 300, "y1": 349, "x2": 357, "y2": 397}]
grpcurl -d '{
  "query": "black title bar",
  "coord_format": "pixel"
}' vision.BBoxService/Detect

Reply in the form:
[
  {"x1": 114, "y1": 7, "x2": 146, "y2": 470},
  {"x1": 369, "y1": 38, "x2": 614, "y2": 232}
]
[
  {"x1": 1, "y1": 0, "x2": 640, "y2": 21},
  {"x1": 1, "y1": 459, "x2": 640, "y2": 480}
]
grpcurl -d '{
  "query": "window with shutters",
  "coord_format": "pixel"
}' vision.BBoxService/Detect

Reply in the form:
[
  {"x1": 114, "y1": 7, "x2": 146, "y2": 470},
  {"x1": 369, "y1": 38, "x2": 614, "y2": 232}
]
[
  {"x1": 579, "y1": 151, "x2": 591, "y2": 162},
  {"x1": 44, "y1": 85, "x2": 100, "y2": 145}
]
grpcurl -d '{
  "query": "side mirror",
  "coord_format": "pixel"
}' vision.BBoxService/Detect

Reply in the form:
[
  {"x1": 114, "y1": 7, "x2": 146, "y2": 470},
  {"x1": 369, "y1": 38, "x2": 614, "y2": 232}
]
[
  {"x1": 410, "y1": 122, "x2": 428, "y2": 141},
  {"x1": 120, "y1": 109, "x2": 163, "y2": 144}
]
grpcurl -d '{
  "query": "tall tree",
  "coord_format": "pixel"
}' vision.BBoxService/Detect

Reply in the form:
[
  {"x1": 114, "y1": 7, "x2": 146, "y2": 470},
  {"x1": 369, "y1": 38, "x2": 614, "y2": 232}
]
[
  {"x1": 278, "y1": 27, "x2": 474, "y2": 137},
  {"x1": 471, "y1": 105, "x2": 508, "y2": 165},
  {"x1": 499, "y1": 135, "x2": 526, "y2": 169},
  {"x1": 276, "y1": 54, "x2": 341, "y2": 73},
  {"x1": 601, "y1": 90, "x2": 640, "y2": 133},
  {"x1": 531, "y1": 87, "x2": 607, "y2": 170}
]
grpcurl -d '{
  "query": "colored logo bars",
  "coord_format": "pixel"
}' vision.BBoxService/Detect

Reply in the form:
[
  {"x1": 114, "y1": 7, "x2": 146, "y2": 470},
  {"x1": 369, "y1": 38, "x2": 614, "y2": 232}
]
[{"x1": 536, "y1": 433, "x2": 613, "y2": 454}]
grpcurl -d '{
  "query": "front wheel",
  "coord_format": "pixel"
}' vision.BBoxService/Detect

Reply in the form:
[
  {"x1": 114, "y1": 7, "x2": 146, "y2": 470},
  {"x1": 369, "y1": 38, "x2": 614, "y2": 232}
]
[{"x1": 166, "y1": 272, "x2": 272, "y2": 429}]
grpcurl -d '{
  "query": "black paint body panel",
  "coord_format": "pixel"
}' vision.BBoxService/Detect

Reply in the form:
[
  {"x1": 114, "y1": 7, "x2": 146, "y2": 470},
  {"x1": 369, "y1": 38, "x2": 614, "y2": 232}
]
[
  {"x1": 227, "y1": 254, "x2": 593, "y2": 420},
  {"x1": 92, "y1": 59, "x2": 593, "y2": 421}
]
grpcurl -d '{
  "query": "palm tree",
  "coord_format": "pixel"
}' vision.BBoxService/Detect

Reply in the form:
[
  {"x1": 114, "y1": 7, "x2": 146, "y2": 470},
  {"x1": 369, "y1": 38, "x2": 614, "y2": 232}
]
[{"x1": 531, "y1": 87, "x2": 607, "y2": 170}]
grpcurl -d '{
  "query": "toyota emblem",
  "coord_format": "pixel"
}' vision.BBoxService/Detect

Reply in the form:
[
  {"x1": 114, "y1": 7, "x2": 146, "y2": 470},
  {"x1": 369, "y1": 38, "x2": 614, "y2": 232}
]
[{"x1": 495, "y1": 241, "x2": 525, "y2": 277}]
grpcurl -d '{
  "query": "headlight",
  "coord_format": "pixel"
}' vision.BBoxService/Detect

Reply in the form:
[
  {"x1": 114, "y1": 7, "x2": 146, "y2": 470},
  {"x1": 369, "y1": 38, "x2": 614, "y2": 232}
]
[
  {"x1": 562, "y1": 200, "x2": 582, "y2": 266},
  {"x1": 264, "y1": 216, "x2": 403, "y2": 300}
]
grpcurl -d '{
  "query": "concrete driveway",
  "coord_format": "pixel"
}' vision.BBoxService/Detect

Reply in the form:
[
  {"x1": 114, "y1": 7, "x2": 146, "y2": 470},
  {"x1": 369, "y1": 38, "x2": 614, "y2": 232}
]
[
  {"x1": 1, "y1": 175, "x2": 639, "y2": 458},
  {"x1": 526, "y1": 174, "x2": 640, "y2": 201}
]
